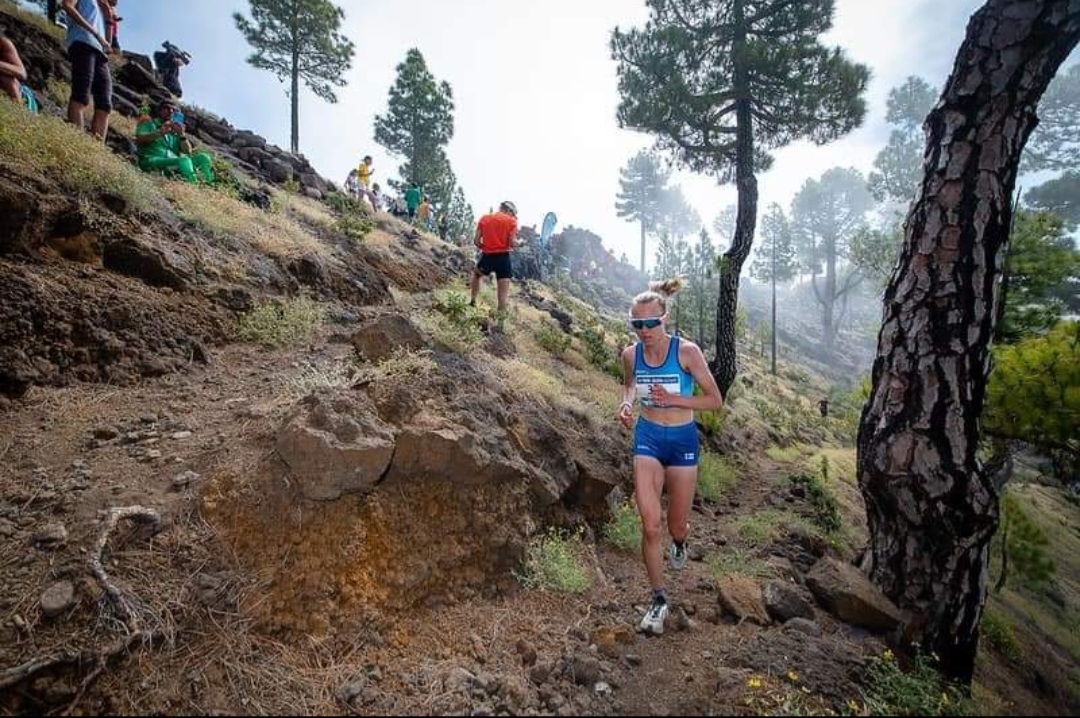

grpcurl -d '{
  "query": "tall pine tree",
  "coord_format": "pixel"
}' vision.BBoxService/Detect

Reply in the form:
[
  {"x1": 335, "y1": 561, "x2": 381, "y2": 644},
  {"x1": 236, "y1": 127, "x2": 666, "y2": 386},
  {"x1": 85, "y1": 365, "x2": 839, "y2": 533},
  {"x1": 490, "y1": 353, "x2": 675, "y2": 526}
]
[
  {"x1": 616, "y1": 150, "x2": 673, "y2": 272},
  {"x1": 857, "y1": 0, "x2": 1080, "y2": 683},
  {"x1": 750, "y1": 203, "x2": 796, "y2": 374},
  {"x1": 234, "y1": 0, "x2": 355, "y2": 155},
  {"x1": 612, "y1": 0, "x2": 869, "y2": 394},
  {"x1": 374, "y1": 49, "x2": 456, "y2": 193}
]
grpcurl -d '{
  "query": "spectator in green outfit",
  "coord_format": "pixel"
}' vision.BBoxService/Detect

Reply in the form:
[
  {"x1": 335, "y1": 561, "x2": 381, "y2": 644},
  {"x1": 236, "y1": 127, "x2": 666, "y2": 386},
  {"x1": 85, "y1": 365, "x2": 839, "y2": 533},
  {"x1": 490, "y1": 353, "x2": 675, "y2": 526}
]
[
  {"x1": 404, "y1": 185, "x2": 422, "y2": 219},
  {"x1": 135, "y1": 99, "x2": 214, "y2": 184}
]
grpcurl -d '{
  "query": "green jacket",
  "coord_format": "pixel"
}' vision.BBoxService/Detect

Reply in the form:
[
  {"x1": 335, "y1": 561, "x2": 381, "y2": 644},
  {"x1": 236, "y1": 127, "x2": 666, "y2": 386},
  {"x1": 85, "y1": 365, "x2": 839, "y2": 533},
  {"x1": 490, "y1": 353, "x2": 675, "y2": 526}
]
[
  {"x1": 405, "y1": 187, "x2": 422, "y2": 211},
  {"x1": 136, "y1": 118, "x2": 183, "y2": 165}
]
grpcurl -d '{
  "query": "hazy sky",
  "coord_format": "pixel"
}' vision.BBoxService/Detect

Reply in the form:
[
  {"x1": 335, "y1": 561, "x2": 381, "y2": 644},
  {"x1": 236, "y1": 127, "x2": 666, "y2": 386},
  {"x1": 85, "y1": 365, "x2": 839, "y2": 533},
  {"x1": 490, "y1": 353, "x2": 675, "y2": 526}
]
[{"x1": 52, "y1": 0, "x2": 1004, "y2": 262}]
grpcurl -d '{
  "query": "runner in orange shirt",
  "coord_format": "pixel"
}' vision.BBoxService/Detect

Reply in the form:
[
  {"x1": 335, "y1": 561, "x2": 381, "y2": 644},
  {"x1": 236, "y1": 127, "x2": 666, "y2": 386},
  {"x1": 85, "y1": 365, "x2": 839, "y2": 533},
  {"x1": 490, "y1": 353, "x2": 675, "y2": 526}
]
[{"x1": 470, "y1": 200, "x2": 518, "y2": 319}]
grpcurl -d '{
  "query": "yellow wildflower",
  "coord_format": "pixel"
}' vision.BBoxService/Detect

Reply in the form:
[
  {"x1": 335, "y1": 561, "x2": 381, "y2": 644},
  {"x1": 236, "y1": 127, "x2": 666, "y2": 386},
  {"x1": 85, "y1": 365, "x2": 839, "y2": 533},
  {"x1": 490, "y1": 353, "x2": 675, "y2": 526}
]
[
  {"x1": 747, "y1": 675, "x2": 764, "y2": 689},
  {"x1": 787, "y1": 669, "x2": 800, "y2": 682},
  {"x1": 883, "y1": 649, "x2": 895, "y2": 661}
]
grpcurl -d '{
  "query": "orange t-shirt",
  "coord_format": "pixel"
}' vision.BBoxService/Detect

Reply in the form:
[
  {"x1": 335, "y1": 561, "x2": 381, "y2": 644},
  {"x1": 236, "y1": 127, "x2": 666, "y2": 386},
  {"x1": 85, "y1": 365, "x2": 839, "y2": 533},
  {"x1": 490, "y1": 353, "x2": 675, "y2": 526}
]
[{"x1": 477, "y1": 212, "x2": 517, "y2": 254}]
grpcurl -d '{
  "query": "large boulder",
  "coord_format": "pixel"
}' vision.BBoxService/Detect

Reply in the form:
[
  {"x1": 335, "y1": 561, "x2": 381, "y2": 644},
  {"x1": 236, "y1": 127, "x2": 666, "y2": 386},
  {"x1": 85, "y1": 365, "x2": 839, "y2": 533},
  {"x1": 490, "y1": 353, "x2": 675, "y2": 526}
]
[
  {"x1": 806, "y1": 557, "x2": 902, "y2": 632},
  {"x1": 275, "y1": 392, "x2": 396, "y2": 501},
  {"x1": 351, "y1": 314, "x2": 426, "y2": 362}
]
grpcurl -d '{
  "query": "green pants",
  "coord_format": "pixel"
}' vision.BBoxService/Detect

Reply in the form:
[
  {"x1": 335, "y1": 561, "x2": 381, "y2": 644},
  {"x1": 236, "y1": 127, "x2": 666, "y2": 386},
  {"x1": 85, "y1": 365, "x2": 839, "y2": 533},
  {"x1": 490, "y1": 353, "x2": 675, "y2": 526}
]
[{"x1": 142, "y1": 152, "x2": 215, "y2": 184}]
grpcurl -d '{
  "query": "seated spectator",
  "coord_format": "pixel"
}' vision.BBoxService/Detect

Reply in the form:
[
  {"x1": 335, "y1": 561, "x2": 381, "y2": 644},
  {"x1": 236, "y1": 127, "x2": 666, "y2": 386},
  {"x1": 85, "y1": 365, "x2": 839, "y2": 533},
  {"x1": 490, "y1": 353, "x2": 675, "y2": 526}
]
[
  {"x1": 135, "y1": 99, "x2": 215, "y2": 184},
  {"x1": 0, "y1": 28, "x2": 27, "y2": 105}
]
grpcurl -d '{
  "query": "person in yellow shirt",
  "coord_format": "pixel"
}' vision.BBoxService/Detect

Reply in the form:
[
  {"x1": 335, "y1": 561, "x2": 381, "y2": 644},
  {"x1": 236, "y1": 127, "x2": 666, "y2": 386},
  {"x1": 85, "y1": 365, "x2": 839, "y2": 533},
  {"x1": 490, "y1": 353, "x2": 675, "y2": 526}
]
[{"x1": 357, "y1": 155, "x2": 374, "y2": 190}]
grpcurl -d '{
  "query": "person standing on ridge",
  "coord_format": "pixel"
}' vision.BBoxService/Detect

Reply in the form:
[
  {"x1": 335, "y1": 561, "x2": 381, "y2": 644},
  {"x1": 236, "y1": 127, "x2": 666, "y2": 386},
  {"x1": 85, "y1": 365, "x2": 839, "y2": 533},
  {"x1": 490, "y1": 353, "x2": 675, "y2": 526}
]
[
  {"x1": 404, "y1": 184, "x2": 422, "y2": 219},
  {"x1": 62, "y1": 0, "x2": 113, "y2": 140},
  {"x1": 357, "y1": 155, "x2": 374, "y2": 191},
  {"x1": 470, "y1": 201, "x2": 518, "y2": 319},
  {"x1": 617, "y1": 279, "x2": 724, "y2": 635}
]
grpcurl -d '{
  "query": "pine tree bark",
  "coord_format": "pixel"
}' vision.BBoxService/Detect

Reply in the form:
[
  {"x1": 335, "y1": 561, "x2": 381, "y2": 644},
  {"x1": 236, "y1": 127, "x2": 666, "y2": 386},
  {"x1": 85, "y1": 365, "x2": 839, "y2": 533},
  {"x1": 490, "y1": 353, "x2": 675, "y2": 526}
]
[
  {"x1": 857, "y1": 0, "x2": 1080, "y2": 684},
  {"x1": 711, "y1": 0, "x2": 756, "y2": 397}
]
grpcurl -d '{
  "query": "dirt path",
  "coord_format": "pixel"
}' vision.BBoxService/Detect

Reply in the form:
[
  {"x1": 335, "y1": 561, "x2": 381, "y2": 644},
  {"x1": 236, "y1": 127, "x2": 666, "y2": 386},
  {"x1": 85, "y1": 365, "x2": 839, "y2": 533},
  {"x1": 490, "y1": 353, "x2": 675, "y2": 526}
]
[{"x1": 1, "y1": 336, "x2": 874, "y2": 716}]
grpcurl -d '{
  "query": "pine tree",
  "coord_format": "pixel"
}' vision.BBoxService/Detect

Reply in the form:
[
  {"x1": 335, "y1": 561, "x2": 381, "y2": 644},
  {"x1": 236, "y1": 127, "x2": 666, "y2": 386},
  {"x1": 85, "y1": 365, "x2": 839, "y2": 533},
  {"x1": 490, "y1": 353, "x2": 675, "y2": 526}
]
[
  {"x1": 857, "y1": 0, "x2": 1080, "y2": 683},
  {"x1": 374, "y1": 49, "x2": 455, "y2": 193},
  {"x1": 616, "y1": 151, "x2": 673, "y2": 272},
  {"x1": 612, "y1": 0, "x2": 869, "y2": 394},
  {"x1": 867, "y1": 77, "x2": 938, "y2": 206},
  {"x1": 234, "y1": 0, "x2": 355, "y2": 155},
  {"x1": 750, "y1": 204, "x2": 796, "y2": 374}
]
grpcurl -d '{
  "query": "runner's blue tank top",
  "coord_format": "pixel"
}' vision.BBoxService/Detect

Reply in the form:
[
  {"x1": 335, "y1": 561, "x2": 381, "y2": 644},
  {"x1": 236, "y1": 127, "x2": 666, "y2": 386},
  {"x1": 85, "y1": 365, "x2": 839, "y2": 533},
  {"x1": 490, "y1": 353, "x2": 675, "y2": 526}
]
[{"x1": 633, "y1": 337, "x2": 695, "y2": 408}]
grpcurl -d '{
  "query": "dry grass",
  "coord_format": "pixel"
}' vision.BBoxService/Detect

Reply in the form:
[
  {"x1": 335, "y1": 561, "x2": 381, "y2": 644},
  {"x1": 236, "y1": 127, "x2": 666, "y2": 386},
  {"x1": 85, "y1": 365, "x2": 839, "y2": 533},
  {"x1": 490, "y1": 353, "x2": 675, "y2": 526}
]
[
  {"x1": 287, "y1": 193, "x2": 338, "y2": 231},
  {"x1": 0, "y1": 98, "x2": 163, "y2": 212},
  {"x1": 0, "y1": 2, "x2": 63, "y2": 39},
  {"x1": 164, "y1": 182, "x2": 329, "y2": 258}
]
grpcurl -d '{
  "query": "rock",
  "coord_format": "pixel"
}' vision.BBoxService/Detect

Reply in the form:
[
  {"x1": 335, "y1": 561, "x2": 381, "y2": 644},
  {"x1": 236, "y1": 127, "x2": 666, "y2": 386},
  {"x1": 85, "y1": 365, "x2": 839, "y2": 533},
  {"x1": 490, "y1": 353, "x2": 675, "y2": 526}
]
[
  {"x1": 275, "y1": 392, "x2": 396, "y2": 501},
  {"x1": 625, "y1": 654, "x2": 642, "y2": 667},
  {"x1": 594, "y1": 681, "x2": 613, "y2": 697},
  {"x1": 0, "y1": 518, "x2": 16, "y2": 538},
  {"x1": 101, "y1": 237, "x2": 193, "y2": 290},
  {"x1": 350, "y1": 314, "x2": 427, "y2": 363},
  {"x1": 782, "y1": 617, "x2": 823, "y2": 637},
  {"x1": 763, "y1": 579, "x2": 815, "y2": 623},
  {"x1": 528, "y1": 663, "x2": 552, "y2": 686},
  {"x1": 339, "y1": 678, "x2": 366, "y2": 705},
  {"x1": 516, "y1": 638, "x2": 538, "y2": 666},
  {"x1": 590, "y1": 625, "x2": 634, "y2": 659},
  {"x1": 33, "y1": 522, "x2": 68, "y2": 548},
  {"x1": 170, "y1": 431, "x2": 193, "y2": 440},
  {"x1": 805, "y1": 557, "x2": 902, "y2": 632},
  {"x1": 669, "y1": 604, "x2": 693, "y2": 632},
  {"x1": 40, "y1": 580, "x2": 76, "y2": 618},
  {"x1": 717, "y1": 575, "x2": 770, "y2": 625},
  {"x1": 569, "y1": 655, "x2": 601, "y2": 687},
  {"x1": 92, "y1": 426, "x2": 119, "y2": 440},
  {"x1": 443, "y1": 666, "x2": 476, "y2": 692}
]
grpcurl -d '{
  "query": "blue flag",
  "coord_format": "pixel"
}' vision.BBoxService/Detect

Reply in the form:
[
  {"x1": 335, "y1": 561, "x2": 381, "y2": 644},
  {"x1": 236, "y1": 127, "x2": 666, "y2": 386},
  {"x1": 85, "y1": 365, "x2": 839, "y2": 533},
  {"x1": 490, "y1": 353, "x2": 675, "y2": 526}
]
[{"x1": 540, "y1": 212, "x2": 558, "y2": 251}]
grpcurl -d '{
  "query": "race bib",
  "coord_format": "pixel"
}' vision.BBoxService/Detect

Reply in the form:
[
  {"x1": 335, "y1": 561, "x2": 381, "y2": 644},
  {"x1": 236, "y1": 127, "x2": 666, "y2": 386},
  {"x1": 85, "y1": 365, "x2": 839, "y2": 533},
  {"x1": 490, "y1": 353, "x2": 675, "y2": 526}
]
[{"x1": 635, "y1": 374, "x2": 680, "y2": 407}]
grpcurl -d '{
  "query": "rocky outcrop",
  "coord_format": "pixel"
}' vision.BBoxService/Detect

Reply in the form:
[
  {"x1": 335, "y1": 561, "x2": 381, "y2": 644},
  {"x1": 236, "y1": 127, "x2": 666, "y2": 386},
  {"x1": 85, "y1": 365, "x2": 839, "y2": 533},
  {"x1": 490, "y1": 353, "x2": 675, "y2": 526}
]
[
  {"x1": 0, "y1": 9, "x2": 337, "y2": 198},
  {"x1": 276, "y1": 392, "x2": 396, "y2": 501}
]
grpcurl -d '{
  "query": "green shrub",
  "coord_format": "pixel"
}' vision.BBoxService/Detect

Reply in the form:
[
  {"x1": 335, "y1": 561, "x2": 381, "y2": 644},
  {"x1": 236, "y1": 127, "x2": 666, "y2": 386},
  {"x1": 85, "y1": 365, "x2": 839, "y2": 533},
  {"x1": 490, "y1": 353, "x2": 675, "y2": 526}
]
[
  {"x1": 237, "y1": 296, "x2": 325, "y2": 347},
  {"x1": 603, "y1": 500, "x2": 641, "y2": 552},
  {"x1": 981, "y1": 607, "x2": 1022, "y2": 662},
  {"x1": 993, "y1": 491, "x2": 1056, "y2": 590},
  {"x1": 710, "y1": 546, "x2": 776, "y2": 579},
  {"x1": 985, "y1": 321, "x2": 1079, "y2": 477},
  {"x1": 861, "y1": 650, "x2": 969, "y2": 716},
  {"x1": 789, "y1": 458, "x2": 842, "y2": 535},
  {"x1": 536, "y1": 322, "x2": 572, "y2": 356},
  {"x1": 579, "y1": 324, "x2": 612, "y2": 367},
  {"x1": 337, "y1": 213, "x2": 373, "y2": 241},
  {"x1": 698, "y1": 451, "x2": 739, "y2": 503},
  {"x1": 518, "y1": 530, "x2": 591, "y2": 593},
  {"x1": 209, "y1": 153, "x2": 244, "y2": 198}
]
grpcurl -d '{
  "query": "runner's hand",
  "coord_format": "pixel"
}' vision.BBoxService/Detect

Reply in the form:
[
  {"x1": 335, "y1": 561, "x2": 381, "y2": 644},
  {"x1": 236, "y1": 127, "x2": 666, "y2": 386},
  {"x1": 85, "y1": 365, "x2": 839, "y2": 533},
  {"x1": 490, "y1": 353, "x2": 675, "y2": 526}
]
[{"x1": 618, "y1": 401, "x2": 634, "y2": 429}]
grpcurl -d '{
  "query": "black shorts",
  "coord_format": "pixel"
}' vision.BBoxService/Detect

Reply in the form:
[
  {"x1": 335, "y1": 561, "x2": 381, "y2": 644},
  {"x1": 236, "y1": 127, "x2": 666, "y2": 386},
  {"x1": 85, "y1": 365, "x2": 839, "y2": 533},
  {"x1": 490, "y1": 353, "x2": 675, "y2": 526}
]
[
  {"x1": 68, "y1": 41, "x2": 112, "y2": 111},
  {"x1": 476, "y1": 253, "x2": 512, "y2": 280}
]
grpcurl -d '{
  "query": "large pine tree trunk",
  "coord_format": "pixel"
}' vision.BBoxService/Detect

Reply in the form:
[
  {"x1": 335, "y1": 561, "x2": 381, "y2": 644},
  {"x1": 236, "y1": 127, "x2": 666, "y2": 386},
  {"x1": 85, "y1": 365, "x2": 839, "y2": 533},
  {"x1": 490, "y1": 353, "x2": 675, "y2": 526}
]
[
  {"x1": 711, "y1": 0, "x2": 756, "y2": 397},
  {"x1": 857, "y1": 0, "x2": 1080, "y2": 684}
]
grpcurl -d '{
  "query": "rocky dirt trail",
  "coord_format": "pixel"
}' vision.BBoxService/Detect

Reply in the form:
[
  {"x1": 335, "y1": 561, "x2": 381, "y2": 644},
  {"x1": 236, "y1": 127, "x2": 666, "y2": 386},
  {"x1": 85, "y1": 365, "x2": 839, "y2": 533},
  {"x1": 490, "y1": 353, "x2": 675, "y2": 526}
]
[{"x1": 1, "y1": 327, "x2": 884, "y2": 715}]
